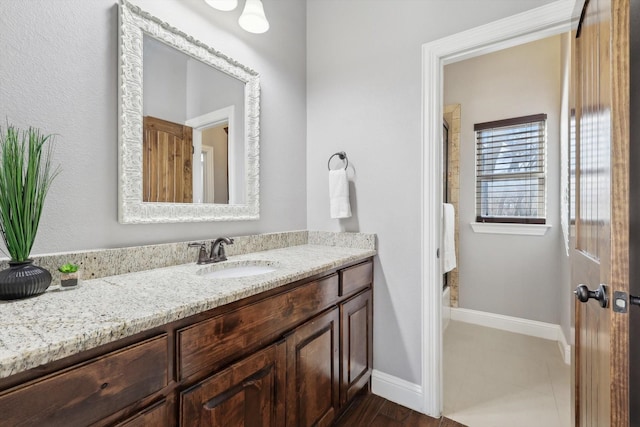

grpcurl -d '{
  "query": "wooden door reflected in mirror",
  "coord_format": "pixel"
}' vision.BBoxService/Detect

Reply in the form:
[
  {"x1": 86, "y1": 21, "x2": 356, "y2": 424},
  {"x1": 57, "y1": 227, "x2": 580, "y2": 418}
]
[{"x1": 143, "y1": 116, "x2": 193, "y2": 203}]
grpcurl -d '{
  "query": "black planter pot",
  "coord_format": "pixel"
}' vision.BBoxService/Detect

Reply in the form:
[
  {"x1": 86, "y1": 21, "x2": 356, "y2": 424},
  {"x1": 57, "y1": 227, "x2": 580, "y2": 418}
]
[{"x1": 0, "y1": 260, "x2": 52, "y2": 300}]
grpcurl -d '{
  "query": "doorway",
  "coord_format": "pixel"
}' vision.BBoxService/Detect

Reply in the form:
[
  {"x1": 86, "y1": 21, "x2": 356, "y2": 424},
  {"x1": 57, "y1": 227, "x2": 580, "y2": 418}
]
[
  {"x1": 440, "y1": 34, "x2": 571, "y2": 425},
  {"x1": 420, "y1": 0, "x2": 577, "y2": 417}
]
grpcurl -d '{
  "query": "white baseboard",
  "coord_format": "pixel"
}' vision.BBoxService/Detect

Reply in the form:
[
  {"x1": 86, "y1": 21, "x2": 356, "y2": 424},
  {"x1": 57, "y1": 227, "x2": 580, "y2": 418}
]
[
  {"x1": 557, "y1": 326, "x2": 571, "y2": 365},
  {"x1": 371, "y1": 370, "x2": 423, "y2": 413},
  {"x1": 450, "y1": 307, "x2": 571, "y2": 365}
]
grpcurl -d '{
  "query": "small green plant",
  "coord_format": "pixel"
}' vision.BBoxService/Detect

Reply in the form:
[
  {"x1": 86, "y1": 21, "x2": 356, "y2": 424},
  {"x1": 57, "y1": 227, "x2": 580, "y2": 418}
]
[
  {"x1": 0, "y1": 125, "x2": 60, "y2": 262},
  {"x1": 58, "y1": 263, "x2": 79, "y2": 274}
]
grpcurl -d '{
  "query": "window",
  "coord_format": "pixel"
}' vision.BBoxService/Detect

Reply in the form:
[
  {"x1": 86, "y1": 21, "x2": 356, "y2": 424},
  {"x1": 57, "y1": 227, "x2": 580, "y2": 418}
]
[{"x1": 475, "y1": 114, "x2": 547, "y2": 224}]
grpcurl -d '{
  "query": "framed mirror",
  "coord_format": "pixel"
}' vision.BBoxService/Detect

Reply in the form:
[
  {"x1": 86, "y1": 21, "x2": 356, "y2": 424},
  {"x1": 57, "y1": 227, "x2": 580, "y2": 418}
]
[{"x1": 118, "y1": 0, "x2": 260, "y2": 223}]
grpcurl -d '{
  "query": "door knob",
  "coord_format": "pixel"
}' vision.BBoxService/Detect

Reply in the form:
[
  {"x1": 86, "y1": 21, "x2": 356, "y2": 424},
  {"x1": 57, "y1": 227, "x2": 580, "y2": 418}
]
[{"x1": 574, "y1": 284, "x2": 608, "y2": 308}]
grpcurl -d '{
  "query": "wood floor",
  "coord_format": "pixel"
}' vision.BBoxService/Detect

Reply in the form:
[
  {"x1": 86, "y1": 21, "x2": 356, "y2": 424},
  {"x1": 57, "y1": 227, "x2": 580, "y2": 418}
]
[{"x1": 333, "y1": 392, "x2": 467, "y2": 427}]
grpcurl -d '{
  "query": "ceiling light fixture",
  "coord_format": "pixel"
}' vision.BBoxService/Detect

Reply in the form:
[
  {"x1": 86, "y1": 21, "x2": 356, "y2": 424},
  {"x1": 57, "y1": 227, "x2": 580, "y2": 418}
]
[
  {"x1": 238, "y1": 0, "x2": 270, "y2": 34},
  {"x1": 204, "y1": 0, "x2": 238, "y2": 11}
]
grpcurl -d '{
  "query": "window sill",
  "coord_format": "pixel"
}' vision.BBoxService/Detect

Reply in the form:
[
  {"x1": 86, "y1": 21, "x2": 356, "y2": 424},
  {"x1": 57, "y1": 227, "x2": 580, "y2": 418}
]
[{"x1": 470, "y1": 222, "x2": 551, "y2": 236}]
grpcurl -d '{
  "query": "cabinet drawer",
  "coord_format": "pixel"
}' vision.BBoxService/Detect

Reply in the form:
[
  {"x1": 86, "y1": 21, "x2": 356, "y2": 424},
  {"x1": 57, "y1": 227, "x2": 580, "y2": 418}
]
[
  {"x1": 180, "y1": 342, "x2": 285, "y2": 427},
  {"x1": 115, "y1": 399, "x2": 171, "y2": 427},
  {"x1": 178, "y1": 274, "x2": 339, "y2": 380},
  {"x1": 339, "y1": 260, "x2": 373, "y2": 297},
  {"x1": 0, "y1": 334, "x2": 168, "y2": 427}
]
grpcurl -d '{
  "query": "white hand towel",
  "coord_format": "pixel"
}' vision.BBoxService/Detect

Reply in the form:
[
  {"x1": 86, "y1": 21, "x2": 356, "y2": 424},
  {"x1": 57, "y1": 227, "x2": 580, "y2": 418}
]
[
  {"x1": 329, "y1": 169, "x2": 352, "y2": 219},
  {"x1": 442, "y1": 203, "x2": 456, "y2": 273}
]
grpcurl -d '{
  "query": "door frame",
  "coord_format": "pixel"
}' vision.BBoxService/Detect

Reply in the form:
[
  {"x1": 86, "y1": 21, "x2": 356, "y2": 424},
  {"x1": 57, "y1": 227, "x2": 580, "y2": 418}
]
[
  {"x1": 201, "y1": 145, "x2": 216, "y2": 203},
  {"x1": 420, "y1": 0, "x2": 578, "y2": 416},
  {"x1": 185, "y1": 106, "x2": 237, "y2": 204}
]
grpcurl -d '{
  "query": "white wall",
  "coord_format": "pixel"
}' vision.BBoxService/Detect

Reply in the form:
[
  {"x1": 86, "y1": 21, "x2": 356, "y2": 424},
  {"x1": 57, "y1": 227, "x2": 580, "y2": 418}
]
[
  {"x1": 306, "y1": 0, "x2": 557, "y2": 387},
  {"x1": 0, "y1": 0, "x2": 307, "y2": 253},
  {"x1": 443, "y1": 36, "x2": 570, "y2": 327}
]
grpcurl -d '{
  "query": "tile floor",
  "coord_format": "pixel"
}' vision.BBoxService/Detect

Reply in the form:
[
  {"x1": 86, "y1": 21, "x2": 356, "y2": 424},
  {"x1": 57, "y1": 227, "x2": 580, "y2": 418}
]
[{"x1": 443, "y1": 320, "x2": 571, "y2": 427}]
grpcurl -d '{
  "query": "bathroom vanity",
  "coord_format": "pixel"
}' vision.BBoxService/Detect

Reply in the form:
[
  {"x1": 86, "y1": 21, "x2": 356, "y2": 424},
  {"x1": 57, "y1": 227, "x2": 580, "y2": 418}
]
[{"x1": 0, "y1": 243, "x2": 374, "y2": 426}]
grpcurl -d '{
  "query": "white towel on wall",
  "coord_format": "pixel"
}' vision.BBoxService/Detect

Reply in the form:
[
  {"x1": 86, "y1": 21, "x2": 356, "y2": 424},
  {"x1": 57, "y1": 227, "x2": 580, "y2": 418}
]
[
  {"x1": 329, "y1": 169, "x2": 352, "y2": 219},
  {"x1": 442, "y1": 203, "x2": 456, "y2": 273}
]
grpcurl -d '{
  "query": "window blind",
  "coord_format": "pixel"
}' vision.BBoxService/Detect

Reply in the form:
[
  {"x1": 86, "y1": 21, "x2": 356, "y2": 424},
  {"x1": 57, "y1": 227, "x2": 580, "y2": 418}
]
[{"x1": 475, "y1": 114, "x2": 547, "y2": 224}]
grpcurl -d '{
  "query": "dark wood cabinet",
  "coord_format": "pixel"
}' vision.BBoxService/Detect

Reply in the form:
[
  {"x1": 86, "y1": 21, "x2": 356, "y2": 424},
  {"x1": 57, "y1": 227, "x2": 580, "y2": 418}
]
[
  {"x1": 0, "y1": 258, "x2": 373, "y2": 426},
  {"x1": 115, "y1": 399, "x2": 172, "y2": 427},
  {"x1": 285, "y1": 307, "x2": 340, "y2": 427},
  {"x1": 339, "y1": 261, "x2": 373, "y2": 297},
  {"x1": 180, "y1": 341, "x2": 286, "y2": 427},
  {"x1": 340, "y1": 289, "x2": 373, "y2": 404},
  {"x1": 177, "y1": 274, "x2": 339, "y2": 380},
  {"x1": 0, "y1": 334, "x2": 168, "y2": 427}
]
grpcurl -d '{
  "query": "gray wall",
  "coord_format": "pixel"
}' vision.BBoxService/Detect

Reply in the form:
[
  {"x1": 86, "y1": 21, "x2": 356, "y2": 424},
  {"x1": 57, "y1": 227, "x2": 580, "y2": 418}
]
[
  {"x1": 0, "y1": 0, "x2": 566, "y2": 391},
  {"x1": 306, "y1": 0, "x2": 557, "y2": 386},
  {"x1": 0, "y1": 0, "x2": 307, "y2": 254},
  {"x1": 443, "y1": 36, "x2": 570, "y2": 327},
  {"x1": 143, "y1": 36, "x2": 188, "y2": 123}
]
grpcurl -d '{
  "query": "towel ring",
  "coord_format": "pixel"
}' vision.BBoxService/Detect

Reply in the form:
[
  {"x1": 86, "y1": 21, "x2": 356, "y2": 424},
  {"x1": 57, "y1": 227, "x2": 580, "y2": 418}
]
[{"x1": 328, "y1": 151, "x2": 348, "y2": 171}]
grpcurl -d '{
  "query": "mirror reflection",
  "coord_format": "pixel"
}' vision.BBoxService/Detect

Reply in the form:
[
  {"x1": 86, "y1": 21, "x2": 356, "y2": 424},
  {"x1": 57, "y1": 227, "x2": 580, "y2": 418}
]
[
  {"x1": 119, "y1": 0, "x2": 260, "y2": 223},
  {"x1": 142, "y1": 35, "x2": 245, "y2": 204}
]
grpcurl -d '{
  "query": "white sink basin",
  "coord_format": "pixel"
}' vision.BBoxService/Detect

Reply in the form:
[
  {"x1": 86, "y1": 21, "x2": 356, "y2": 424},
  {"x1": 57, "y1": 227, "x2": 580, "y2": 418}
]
[{"x1": 197, "y1": 261, "x2": 278, "y2": 279}]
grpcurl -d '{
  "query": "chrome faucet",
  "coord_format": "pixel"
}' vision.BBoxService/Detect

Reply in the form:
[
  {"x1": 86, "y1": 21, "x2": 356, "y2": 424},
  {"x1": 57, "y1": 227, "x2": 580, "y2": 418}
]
[
  {"x1": 188, "y1": 237, "x2": 234, "y2": 264},
  {"x1": 211, "y1": 237, "x2": 234, "y2": 262}
]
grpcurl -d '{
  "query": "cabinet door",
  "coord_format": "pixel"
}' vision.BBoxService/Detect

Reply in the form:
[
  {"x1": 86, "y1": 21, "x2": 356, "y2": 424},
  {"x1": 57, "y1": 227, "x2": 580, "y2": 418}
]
[
  {"x1": 340, "y1": 289, "x2": 373, "y2": 404},
  {"x1": 180, "y1": 342, "x2": 285, "y2": 427},
  {"x1": 285, "y1": 307, "x2": 340, "y2": 427}
]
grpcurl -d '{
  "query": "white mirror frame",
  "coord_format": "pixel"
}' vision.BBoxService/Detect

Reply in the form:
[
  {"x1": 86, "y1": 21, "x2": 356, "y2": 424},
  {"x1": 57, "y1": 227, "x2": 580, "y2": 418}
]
[{"x1": 118, "y1": 0, "x2": 260, "y2": 223}]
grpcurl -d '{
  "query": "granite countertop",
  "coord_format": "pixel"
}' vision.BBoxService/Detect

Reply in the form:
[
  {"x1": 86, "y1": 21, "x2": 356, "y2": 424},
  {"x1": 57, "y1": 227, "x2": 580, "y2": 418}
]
[{"x1": 0, "y1": 244, "x2": 375, "y2": 380}]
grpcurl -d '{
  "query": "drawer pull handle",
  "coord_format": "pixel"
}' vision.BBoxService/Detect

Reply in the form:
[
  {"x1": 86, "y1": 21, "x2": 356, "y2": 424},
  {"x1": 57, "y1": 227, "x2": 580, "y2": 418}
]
[{"x1": 203, "y1": 366, "x2": 272, "y2": 410}]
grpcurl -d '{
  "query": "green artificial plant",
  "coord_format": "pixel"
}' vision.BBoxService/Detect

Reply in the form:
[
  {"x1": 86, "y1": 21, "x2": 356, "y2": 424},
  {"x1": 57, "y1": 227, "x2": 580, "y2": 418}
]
[
  {"x1": 58, "y1": 263, "x2": 79, "y2": 273},
  {"x1": 0, "y1": 125, "x2": 59, "y2": 262}
]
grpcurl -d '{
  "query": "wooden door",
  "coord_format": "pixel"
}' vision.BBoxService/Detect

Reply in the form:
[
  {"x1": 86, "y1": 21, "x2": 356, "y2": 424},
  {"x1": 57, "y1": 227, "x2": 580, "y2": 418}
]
[
  {"x1": 180, "y1": 342, "x2": 286, "y2": 427},
  {"x1": 143, "y1": 116, "x2": 193, "y2": 203},
  {"x1": 572, "y1": 0, "x2": 630, "y2": 426},
  {"x1": 285, "y1": 307, "x2": 340, "y2": 427}
]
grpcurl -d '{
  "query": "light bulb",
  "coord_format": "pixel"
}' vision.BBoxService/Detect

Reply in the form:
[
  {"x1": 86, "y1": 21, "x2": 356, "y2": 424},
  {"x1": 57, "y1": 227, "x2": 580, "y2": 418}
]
[
  {"x1": 204, "y1": 0, "x2": 238, "y2": 12},
  {"x1": 238, "y1": 0, "x2": 270, "y2": 34}
]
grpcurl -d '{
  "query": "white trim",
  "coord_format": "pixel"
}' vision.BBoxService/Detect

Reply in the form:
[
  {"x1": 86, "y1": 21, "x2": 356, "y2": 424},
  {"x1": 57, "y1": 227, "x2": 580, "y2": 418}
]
[
  {"x1": 558, "y1": 325, "x2": 571, "y2": 365},
  {"x1": 185, "y1": 106, "x2": 235, "y2": 129},
  {"x1": 451, "y1": 308, "x2": 571, "y2": 364},
  {"x1": 192, "y1": 126, "x2": 204, "y2": 203},
  {"x1": 186, "y1": 106, "x2": 238, "y2": 204},
  {"x1": 470, "y1": 222, "x2": 551, "y2": 236},
  {"x1": 201, "y1": 145, "x2": 215, "y2": 203},
  {"x1": 371, "y1": 370, "x2": 424, "y2": 413},
  {"x1": 452, "y1": 307, "x2": 560, "y2": 340},
  {"x1": 421, "y1": 0, "x2": 577, "y2": 417}
]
